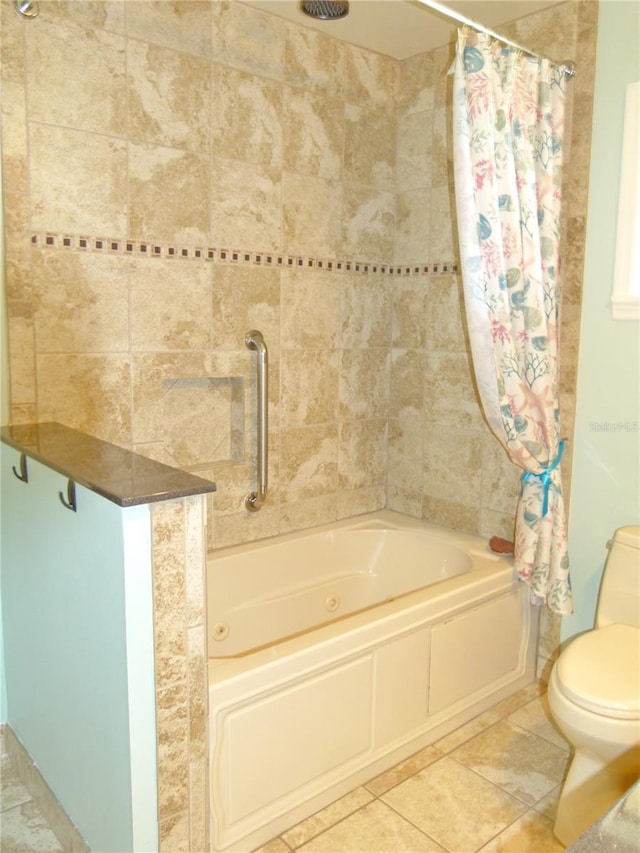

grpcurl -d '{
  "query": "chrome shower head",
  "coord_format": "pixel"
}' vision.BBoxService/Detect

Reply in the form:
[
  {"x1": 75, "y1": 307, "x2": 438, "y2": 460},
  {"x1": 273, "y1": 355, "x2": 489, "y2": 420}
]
[
  {"x1": 300, "y1": 0, "x2": 349, "y2": 21},
  {"x1": 14, "y1": 1, "x2": 39, "y2": 18}
]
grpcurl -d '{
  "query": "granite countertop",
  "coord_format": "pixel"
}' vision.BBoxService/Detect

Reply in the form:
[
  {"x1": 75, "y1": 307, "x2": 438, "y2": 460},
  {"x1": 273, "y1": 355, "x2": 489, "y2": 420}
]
[
  {"x1": 1, "y1": 422, "x2": 217, "y2": 507},
  {"x1": 567, "y1": 780, "x2": 640, "y2": 852}
]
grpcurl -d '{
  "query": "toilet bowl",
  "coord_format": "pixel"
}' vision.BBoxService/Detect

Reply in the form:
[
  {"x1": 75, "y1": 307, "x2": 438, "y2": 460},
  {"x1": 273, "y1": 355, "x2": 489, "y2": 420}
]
[{"x1": 548, "y1": 526, "x2": 640, "y2": 846}]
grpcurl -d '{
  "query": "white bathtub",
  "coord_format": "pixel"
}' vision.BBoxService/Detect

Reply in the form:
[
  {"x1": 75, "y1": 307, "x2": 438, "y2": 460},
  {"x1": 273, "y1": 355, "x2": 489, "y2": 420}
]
[{"x1": 207, "y1": 511, "x2": 538, "y2": 852}]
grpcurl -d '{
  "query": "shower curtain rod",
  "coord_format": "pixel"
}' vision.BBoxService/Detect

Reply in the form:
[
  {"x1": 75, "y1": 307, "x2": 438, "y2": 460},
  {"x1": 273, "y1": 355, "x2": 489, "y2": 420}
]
[{"x1": 414, "y1": 0, "x2": 576, "y2": 77}]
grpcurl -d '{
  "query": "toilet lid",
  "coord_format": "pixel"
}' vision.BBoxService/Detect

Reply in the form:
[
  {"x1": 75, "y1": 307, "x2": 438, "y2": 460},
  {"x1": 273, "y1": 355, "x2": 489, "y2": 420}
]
[{"x1": 556, "y1": 624, "x2": 640, "y2": 719}]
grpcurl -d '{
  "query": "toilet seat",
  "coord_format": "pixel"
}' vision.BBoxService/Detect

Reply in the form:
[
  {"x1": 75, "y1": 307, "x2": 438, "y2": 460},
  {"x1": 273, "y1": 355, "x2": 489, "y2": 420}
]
[{"x1": 555, "y1": 624, "x2": 640, "y2": 720}]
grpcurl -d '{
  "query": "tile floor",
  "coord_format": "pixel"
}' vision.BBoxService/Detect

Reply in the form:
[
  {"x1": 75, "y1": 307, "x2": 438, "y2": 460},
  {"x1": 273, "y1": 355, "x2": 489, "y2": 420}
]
[
  {"x1": 0, "y1": 730, "x2": 63, "y2": 853},
  {"x1": 1, "y1": 682, "x2": 570, "y2": 853},
  {"x1": 253, "y1": 681, "x2": 570, "y2": 853}
]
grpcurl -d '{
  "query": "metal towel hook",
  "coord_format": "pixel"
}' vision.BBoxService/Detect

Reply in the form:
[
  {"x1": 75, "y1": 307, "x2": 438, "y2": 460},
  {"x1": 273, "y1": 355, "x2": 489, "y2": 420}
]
[
  {"x1": 59, "y1": 479, "x2": 77, "y2": 512},
  {"x1": 12, "y1": 453, "x2": 29, "y2": 483}
]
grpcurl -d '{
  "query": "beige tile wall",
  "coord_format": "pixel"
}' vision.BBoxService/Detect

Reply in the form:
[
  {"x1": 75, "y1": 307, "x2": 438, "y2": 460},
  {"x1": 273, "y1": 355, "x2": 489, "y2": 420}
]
[
  {"x1": 151, "y1": 495, "x2": 209, "y2": 852},
  {"x1": 1, "y1": 0, "x2": 595, "y2": 550},
  {"x1": 1, "y1": 0, "x2": 597, "y2": 846}
]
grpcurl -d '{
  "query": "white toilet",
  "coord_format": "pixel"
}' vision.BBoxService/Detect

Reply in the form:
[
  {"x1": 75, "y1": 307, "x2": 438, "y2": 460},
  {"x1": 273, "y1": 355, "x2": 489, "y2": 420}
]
[{"x1": 548, "y1": 525, "x2": 640, "y2": 846}]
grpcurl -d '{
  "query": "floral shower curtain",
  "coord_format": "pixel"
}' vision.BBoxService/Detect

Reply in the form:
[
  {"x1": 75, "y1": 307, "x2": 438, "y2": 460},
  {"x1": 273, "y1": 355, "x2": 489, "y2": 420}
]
[{"x1": 452, "y1": 29, "x2": 572, "y2": 614}]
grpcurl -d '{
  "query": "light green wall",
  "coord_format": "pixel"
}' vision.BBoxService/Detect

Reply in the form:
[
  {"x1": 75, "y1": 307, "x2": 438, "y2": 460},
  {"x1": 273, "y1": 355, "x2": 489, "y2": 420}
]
[
  {"x1": 565, "y1": 0, "x2": 640, "y2": 641},
  {"x1": 1, "y1": 159, "x2": 8, "y2": 425},
  {"x1": 0, "y1": 154, "x2": 7, "y2": 723},
  {"x1": 1, "y1": 446, "x2": 137, "y2": 851}
]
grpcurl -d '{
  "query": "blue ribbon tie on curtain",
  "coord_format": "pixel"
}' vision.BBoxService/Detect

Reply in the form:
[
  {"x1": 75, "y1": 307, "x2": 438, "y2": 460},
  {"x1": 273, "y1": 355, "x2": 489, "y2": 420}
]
[{"x1": 521, "y1": 440, "x2": 565, "y2": 517}]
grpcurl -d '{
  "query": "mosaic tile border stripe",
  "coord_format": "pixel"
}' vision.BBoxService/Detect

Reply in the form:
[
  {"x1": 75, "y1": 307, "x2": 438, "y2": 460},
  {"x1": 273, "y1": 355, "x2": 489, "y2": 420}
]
[{"x1": 30, "y1": 233, "x2": 458, "y2": 277}]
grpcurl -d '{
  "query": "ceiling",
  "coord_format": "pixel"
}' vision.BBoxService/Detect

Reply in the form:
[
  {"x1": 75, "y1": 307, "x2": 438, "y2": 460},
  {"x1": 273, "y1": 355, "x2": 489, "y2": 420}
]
[{"x1": 241, "y1": 0, "x2": 564, "y2": 59}]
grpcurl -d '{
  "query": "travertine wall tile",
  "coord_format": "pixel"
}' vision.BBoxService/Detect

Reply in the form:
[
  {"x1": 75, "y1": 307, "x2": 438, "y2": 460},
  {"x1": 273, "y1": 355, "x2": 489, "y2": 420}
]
[
  {"x1": 187, "y1": 624, "x2": 207, "y2": 759},
  {"x1": 279, "y1": 494, "x2": 338, "y2": 535},
  {"x1": 1, "y1": 0, "x2": 26, "y2": 83},
  {"x1": 26, "y1": 18, "x2": 126, "y2": 135},
  {"x1": 395, "y1": 190, "x2": 431, "y2": 265},
  {"x1": 8, "y1": 310, "x2": 35, "y2": 405},
  {"x1": 338, "y1": 419, "x2": 387, "y2": 491},
  {"x1": 185, "y1": 499, "x2": 207, "y2": 629},
  {"x1": 280, "y1": 423, "x2": 338, "y2": 504},
  {"x1": 131, "y1": 352, "x2": 244, "y2": 470},
  {"x1": 397, "y1": 110, "x2": 433, "y2": 193},
  {"x1": 30, "y1": 124, "x2": 127, "y2": 235},
  {"x1": 284, "y1": 21, "x2": 345, "y2": 96},
  {"x1": 130, "y1": 258, "x2": 211, "y2": 351},
  {"x1": 128, "y1": 142, "x2": 209, "y2": 243},
  {"x1": 1, "y1": 80, "x2": 29, "y2": 192},
  {"x1": 156, "y1": 683, "x2": 189, "y2": 817},
  {"x1": 127, "y1": 40, "x2": 210, "y2": 152},
  {"x1": 151, "y1": 497, "x2": 208, "y2": 852},
  {"x1": 283, "y1": 88, "x2": 343, "y2": 179},
  {"x1": 397, "y1": 51, "x2": 435, "y2": 117},
  {"x1": 392, "y1": 278, "x2": 428, "y2": 348},
  {"x1": 211, "y1": 64, "x2": 282, "y2": 166},
  {"x1": 480, "y1": 436, "x2": 523, "y2": 517},
  {"x1": 188, "y1": 758, "x2": 208, "y2": 853},
  {"x1": 345, "y1": 43, "x2": 398, "y2": 107},
  {"x1": 213, "y1": 502, "x2": 281, "y2": 549},
  {"x1": 431, "y1": 106, "x2": 452, "y2": 186},
  {"x1": 210, "y1": 156, "x2": 282, "y2": 252},
  {"x1": 342, "y1": 275, "x2": 392, "y2": 348},
  {"x1": 424, "y1": 352, "x2": 484, "y2": 430},
  {"x1": 344, "y1": 104, "x2": 395, "y2": 190},
  {"x1": 431, "y1": 44, "x2": 455, "y2": 111},
  {"x1": 158, "y1": 811, "x2": 189, "y2": 853},
  {"x1": 211, "y1": 0, "x2": 285, "y2": 79},
  {"x1": 387, "y1": 419, "x2": 424, "y2": 518},
  {"x1": 337, "y1": 485, "x2": 387, "y2": 520},
  {"x1": 125, "y1": 0, "x2": 211, "y2": 58},
  {"x1": 429, "y1": 183, "x2": 457, "y2": 262},
  {"x1": 33, "y1": 252, "x2": 129, "y2": 353},
  {"x1": 280, "y1": 349, "x2": 340, "y2": 427},
  {"x1": 36, "y1": 353, "x2": 132, "y2": 446},
  {"x1": 422, "y1": 494, "x2": 480, "y2": 534},
  {"x1": 339, "y1": 348, "x2": 390, "y2": 420},
  {"x1": 211, "y1": 265, "x2": 281, "y2": 351},
  {"x1": 423, "y1": 426, "x2": 483, "y2": 510},
  {"x1": 283, "y1": 172, "x2": 342, "y2": 257},
  {"x1": 426, "y1": 274, "x2": 467, "y2": 351},
  {"x1": 45, "y1": 1, "x2": 126, "y2": 34},
  {"x1": 280, "y1": 269, "x2": 340, "y2": 349},
  {"x1": 342, "y1": 184, "x2": 395, "y2": 261},
  {"x1": 390, "y1": 349, "x2": 424, "y2": 421},
  {"x1": 2, "y1": 189, "x2": 30, "y2": 256}
]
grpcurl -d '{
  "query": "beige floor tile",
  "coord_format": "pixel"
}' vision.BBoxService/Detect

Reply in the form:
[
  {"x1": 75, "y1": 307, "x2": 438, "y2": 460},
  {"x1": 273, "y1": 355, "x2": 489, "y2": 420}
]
[
  {"x1": 281, "y1": 787, "x2": 374, "y2": 849},
  {"x1": 477, "y1": 809, "x2": 565, "y2": 852},
  {"x1": 534, "y1": 785, "x2": 564, "y2": 823},
  {"x1": 0, "y1": 800, "x2": 63, "y2": 853},
  {"x1": 490, "y1": 682, "x2": 545, "y2": 719},
  {"x1": 452, "y1": 719, "x2": 571, "y2": 807},
  {"x1": 297, "y1": 799, "x2": 446, "y2": 852},
  {"x1": 365, "y1": 745, "x2": 443, "y2": 796},
  {"x1": 434, "y1": 709, "x2": 501, "y2": 754},
  {"x1": 1, "y1": 756, "x2": 33, "y2": 812},
  {"x1": 252, "y1": 837, "x2": 294, "y2": 853},
  {"x1": 507, "y1": 695, "x2": 571, "y2": 752},
  {"x1": 381, "y1": 756, "x2": 527, "y2": 852}
]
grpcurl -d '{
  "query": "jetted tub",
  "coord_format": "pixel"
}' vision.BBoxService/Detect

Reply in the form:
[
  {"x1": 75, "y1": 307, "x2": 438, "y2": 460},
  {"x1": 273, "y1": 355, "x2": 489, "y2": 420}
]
[{"x1": 207, "y1": 511, "x2": 538, "y2": 852}]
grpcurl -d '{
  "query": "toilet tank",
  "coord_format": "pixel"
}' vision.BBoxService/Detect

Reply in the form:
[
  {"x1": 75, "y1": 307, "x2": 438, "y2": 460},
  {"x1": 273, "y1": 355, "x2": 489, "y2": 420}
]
[{"x1": 596, "y1": 525, "x2": 640, "y2": 628}]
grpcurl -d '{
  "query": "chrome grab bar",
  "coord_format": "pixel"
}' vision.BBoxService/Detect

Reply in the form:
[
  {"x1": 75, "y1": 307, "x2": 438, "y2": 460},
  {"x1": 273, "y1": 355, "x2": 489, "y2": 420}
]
[{"x1": 245, "y1": 330, "x2": 268, "y2": 512}]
